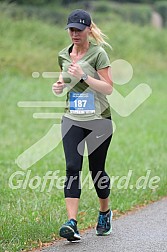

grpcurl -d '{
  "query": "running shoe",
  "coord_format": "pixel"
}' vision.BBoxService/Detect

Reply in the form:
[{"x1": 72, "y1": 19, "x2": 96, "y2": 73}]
[
  {"x1": 59, "y1": 219, "x2": 81, "y2": 241},
  {"x1": 96, "y1": 210, "x2": 112, "y2": 236}
]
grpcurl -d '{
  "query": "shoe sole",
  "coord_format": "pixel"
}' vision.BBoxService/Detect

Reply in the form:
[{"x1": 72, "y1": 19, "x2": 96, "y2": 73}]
[
  {"x1": 96, "y1": 226, "x2": 112, "y2": 236},
  {"x1": 59, "y1": 226, "x2": 81, "y2": 241}
]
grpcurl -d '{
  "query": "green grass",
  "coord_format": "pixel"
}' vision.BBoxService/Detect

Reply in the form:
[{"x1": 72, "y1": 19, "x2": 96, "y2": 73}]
[{"x1": 0, "y1": 8, "x2": 167, "y2": 252}]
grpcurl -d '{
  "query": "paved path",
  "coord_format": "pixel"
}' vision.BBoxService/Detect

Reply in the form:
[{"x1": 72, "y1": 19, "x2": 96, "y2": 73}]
[{"x1": 40, "y1": 198, "x2": 167, "y2": 252}]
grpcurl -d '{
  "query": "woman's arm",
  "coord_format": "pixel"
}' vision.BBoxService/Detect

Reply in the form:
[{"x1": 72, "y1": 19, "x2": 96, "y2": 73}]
[
  {"x1": 52, "y1": 71, "x2": 65, "y2": 95},
  {"x1": 68, "y1": 63, "x2": 113, "y2": 95},
  {"x1": 86, "y1": 67, "x2": 113, "y2": 95}
]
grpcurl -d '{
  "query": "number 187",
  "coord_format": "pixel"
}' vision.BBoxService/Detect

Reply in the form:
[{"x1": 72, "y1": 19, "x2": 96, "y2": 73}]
[{"x1": 74, "y1": 99, "x2": 87, "y2": 108}]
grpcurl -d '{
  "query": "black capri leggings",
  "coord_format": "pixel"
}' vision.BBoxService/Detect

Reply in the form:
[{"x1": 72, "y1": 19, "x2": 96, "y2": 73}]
[{"x1": 61, "y1": 116, "x2": 113, "y2": 199}]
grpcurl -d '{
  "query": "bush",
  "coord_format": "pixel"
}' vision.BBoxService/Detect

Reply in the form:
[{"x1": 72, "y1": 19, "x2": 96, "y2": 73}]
[
  {"x1": 0, "y1": 0, "x2": 56, "y2": 5},
  {"x1": 0, "y1": 2, "x2": 66, "y2": 25},
  {"x1": 154, "y1": 1, "x2": 167, "y2": 27},
  {"x1": 93, "y1": 1, "x2": 113, "y2": 12},
  {"x1": 111, "y1": 3, "x2": 152, "y2": 25}
]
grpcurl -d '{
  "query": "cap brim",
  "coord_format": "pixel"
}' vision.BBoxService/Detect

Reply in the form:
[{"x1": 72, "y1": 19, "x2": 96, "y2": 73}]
[{"x1": 65, "y1": 23, "x2": 87, "y2": 31}]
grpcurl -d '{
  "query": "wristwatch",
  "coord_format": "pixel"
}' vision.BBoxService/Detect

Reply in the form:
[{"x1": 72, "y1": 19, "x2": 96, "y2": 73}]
[{"x1": 80, "y1": 73, "x2": 88, "y2": 82}]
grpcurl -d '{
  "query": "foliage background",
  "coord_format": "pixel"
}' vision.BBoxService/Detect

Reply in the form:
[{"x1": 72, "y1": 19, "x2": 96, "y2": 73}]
[{"x1": 0, "y1": 0, "x2": 167, "y2": 251}]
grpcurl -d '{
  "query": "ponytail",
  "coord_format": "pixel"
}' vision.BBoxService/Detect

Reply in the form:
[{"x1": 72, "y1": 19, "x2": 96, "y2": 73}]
[{"x1": 89, "y1": 21, "x2": 112, "y2": 49}]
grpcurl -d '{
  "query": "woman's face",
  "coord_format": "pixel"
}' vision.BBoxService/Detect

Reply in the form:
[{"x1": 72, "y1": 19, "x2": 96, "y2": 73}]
[{"x1": 68, "y1": 27, "x2": 90, "y2": 45}]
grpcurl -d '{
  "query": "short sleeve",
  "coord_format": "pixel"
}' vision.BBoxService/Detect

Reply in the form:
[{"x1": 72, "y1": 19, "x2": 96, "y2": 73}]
[
  {"x1": 95, "y1": 48, "x2": 111, "y2": 70},
  {"x1": 58, "y1": 55, "x2": 63, "y2": 70}
]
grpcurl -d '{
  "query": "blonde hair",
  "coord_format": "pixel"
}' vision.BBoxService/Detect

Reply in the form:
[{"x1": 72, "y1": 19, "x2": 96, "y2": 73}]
[{"x1": 89, "y1": 21, "x2": 112, "y2": 49}]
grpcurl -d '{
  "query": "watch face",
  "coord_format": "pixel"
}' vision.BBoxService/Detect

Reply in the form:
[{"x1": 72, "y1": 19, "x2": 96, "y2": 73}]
[{"x1": 82, "y1": 73, "x2": 88, "y2": 80}]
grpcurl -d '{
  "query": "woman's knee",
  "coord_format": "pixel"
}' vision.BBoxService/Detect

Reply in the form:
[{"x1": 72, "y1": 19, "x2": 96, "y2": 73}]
[
  {"x1": 66, "y1": 161, "x2": 81, "y2": 176},
  {"x1": 91, "y1": 172, "x2": 110, "y2": 198}
]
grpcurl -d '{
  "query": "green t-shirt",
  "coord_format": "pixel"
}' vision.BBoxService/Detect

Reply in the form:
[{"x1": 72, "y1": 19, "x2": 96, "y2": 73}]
[{"x1": 58, "y1": 42, "x2": 111, "y2": 121}]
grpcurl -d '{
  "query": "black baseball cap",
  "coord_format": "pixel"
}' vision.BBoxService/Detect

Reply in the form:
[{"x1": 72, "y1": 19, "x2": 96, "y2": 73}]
[{"x1": 65, "y1": 9, "x2": 91, "y2": 31}]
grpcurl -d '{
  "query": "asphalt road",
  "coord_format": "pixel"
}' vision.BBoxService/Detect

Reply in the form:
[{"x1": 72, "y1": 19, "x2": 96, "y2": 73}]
[{"x1": 40, "y1": 198, "x2": 167, "y2": 252}]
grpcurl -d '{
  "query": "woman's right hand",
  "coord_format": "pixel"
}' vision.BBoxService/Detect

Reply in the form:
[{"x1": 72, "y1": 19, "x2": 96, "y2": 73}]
[{"x1": 52, "y1": 81, "x2": 64, "y2": 95}]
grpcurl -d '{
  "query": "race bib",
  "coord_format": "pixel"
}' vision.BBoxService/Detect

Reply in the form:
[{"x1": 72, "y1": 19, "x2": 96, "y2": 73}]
[{"x1": 69, "y1": 92, "x2": 95, "y2": 114}]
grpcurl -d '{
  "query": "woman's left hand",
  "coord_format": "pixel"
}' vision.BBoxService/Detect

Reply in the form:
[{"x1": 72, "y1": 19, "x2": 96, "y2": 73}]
[{"x1": 68, "y1": 62, "x2": 84, "y2": 80}]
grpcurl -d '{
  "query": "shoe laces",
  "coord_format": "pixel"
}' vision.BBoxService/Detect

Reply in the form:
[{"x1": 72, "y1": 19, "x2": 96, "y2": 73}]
[
  {"x1": 98, "y1": 214, "x2": 107, "y2": 227},
  {"x1": 64, "y1": 220, "x2": 74, "y2": 228}
]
